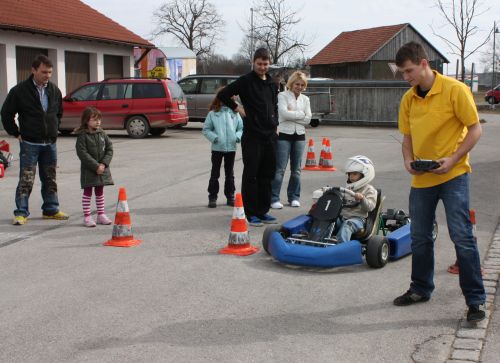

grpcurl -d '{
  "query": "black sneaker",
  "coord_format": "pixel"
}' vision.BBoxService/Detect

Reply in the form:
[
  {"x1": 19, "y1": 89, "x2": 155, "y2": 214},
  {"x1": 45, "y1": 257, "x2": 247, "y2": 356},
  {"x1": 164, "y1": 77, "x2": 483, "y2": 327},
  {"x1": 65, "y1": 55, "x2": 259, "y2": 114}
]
[
  {"x1": 208, "y1": 199, "x2": 217, "y2": 208},
  {"x1": 393, "y1": 290, "x2": 430, "y2": 306},
  {"x1": 467, "y1": 305, "x2": 485, "y2": 323}
]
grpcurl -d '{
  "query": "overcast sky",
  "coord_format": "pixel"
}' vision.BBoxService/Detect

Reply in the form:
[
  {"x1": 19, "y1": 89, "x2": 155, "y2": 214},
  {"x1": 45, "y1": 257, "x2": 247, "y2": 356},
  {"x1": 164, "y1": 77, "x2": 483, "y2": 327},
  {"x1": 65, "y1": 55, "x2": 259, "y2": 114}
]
[{"x1": 82, "y1": 0, "x2": 500, "y2": 73}]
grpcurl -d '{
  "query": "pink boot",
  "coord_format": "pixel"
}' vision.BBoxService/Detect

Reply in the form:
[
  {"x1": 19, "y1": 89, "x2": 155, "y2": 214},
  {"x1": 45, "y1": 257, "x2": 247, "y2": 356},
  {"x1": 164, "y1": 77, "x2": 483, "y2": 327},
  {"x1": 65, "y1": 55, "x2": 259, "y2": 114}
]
[
  {"x1": 97, "y1": 214, "x2": 112, "y2": 225},
  {"x1": 84, "y1": 215, "x2": 96, "y2": 227}
]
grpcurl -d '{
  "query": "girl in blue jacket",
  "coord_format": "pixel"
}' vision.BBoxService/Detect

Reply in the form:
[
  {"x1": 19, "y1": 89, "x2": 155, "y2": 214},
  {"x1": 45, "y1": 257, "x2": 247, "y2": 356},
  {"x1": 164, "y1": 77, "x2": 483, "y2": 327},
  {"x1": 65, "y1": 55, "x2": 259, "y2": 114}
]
[{"x1": 202, "y1": 90, "x2": 243, "y2": 208}]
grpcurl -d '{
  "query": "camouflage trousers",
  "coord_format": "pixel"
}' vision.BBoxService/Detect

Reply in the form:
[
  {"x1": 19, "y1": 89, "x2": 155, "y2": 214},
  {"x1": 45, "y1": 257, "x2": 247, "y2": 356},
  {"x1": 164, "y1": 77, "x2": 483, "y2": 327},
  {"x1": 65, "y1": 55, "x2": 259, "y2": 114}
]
[{"x1": 15, "y1": 141, "x2": 59, "y2": 217}]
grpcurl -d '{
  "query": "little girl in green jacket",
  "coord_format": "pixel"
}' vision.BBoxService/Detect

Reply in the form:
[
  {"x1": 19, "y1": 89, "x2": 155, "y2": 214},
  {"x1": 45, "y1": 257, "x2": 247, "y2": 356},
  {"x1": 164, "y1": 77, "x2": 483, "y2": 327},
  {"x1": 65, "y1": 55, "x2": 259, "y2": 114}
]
[{"x1": 75, "y1": 107, "x2": 114, "y2": 227}]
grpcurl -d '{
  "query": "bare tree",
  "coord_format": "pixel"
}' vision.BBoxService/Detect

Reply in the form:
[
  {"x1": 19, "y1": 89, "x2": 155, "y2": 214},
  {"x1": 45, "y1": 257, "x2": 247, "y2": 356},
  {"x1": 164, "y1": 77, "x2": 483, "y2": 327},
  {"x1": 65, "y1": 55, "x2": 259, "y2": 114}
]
[
  {"x1": 152, "y1": 0, "x2": 225, "y2": 59},
  {"x1": 431, "y1": 0, "x2": 491, "y2": 81},
  {"x1": 479, "y1": 36, "x2": 500, "y2": 72},
  {"x1": 239, "y1": 0, "x2": 310, "y2": 66}
]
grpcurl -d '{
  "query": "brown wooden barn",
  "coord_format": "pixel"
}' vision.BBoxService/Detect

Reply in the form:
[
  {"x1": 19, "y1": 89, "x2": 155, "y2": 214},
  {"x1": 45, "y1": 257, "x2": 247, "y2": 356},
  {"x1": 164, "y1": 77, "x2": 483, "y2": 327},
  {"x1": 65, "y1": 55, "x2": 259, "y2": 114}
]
[{"x1": 307, "y1": 23, "x2": 449, "y2": 80}]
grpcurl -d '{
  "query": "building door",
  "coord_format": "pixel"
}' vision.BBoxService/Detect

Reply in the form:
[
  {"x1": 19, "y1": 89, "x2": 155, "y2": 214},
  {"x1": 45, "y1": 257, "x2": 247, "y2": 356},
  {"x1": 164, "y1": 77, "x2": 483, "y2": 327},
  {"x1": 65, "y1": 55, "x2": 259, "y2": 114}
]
[
  {"x1": 16, "y1": 46, "x2": 48, "y2": 83},
  {"x1": 104, "y1": 55, "x2": 123, "y2": 79},
  {"x1": 65, "y1": 51, "x2": 90, "y2": 94}
]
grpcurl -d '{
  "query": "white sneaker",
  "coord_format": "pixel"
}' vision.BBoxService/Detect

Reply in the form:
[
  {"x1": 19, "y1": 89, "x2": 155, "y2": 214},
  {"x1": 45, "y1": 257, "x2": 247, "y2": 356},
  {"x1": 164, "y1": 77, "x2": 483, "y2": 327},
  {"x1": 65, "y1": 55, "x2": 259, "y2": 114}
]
[
  {"x1": 290, "y1": 200, "x2": 301, "y2": 207},
  {"x1": 270, "y1": 201, "x2": 283, "y2": 209}
]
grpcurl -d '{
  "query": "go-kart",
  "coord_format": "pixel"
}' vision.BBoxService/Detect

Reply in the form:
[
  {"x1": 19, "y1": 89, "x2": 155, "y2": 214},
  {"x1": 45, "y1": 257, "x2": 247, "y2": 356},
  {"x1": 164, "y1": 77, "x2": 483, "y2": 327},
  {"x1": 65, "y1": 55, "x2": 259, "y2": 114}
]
[{"x1": 262, "y1": 187, "x2": 437, "y2": 269}]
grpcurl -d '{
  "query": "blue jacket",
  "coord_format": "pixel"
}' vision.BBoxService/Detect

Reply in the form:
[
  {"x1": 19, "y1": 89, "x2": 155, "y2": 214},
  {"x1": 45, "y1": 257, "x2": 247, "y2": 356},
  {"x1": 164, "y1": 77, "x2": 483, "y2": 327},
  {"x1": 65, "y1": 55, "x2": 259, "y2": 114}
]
[{"x1": 202, "y1": 107, "x2": 243, "y2": 152}]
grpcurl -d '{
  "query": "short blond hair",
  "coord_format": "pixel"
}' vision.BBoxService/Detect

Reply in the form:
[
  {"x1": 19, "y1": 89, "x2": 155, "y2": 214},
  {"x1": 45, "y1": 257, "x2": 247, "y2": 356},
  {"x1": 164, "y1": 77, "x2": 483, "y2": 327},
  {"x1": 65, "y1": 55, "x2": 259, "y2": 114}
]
[{"x1": 286, "y1": 71, "x2": 308, "y2": 90}]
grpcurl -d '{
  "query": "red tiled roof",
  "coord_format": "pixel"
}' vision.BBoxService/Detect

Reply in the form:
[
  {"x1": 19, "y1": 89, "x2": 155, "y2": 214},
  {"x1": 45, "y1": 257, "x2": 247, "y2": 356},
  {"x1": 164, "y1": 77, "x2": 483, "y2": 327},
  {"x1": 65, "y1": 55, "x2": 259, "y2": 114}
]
[
  {"x1": 0, "y1": 0, "x2": 153, "y2": 47},
  {"x1": 308, "y1": 24, "x2": 407, "y2": 65}
]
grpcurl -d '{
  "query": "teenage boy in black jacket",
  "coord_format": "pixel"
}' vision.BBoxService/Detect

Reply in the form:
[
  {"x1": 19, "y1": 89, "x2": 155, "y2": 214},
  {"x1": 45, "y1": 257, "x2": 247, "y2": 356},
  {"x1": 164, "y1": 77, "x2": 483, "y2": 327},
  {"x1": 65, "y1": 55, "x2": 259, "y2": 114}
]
[
  {"x1": 217, "y1": 48, "x2": 279, "y2": 226},
  {"x1": 1, "y1": 55, "x2": 69, "y2": 225}
]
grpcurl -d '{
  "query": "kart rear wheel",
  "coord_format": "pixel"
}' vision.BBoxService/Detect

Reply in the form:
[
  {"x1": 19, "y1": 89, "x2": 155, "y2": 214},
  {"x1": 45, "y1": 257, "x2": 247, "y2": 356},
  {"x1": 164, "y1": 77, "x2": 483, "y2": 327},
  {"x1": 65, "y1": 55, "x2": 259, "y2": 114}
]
[
  {"x1": 262, "y1": 224, "x2": 284, "y2": 255},
  {"x1": 432, "y1": 220, "x2": 438, "y2": 241},
  {"x1": 366, "y1": 235, "x2": 390, "y2": 268}
]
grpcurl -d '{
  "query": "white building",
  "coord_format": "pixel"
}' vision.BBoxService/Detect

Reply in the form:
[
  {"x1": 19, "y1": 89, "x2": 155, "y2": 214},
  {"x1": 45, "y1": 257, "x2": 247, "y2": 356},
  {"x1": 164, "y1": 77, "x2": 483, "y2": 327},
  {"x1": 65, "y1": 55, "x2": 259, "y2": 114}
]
[{"x1": 0, "y1": 0, "x2": 154, "y2": 110}]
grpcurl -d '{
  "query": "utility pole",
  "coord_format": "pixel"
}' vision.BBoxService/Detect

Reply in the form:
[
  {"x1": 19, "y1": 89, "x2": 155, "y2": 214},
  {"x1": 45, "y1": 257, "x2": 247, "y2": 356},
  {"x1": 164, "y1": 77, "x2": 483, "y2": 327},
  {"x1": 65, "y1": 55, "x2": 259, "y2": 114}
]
[
  {"x1": 250, "y1": 7, "x2": 254, "y2": 70},
  {"x1": 491, "y1": 21, "x2": 497, "y2": 97},
  {"x1": 491, "y1": 21, "x2": 498, "y2": 109}
]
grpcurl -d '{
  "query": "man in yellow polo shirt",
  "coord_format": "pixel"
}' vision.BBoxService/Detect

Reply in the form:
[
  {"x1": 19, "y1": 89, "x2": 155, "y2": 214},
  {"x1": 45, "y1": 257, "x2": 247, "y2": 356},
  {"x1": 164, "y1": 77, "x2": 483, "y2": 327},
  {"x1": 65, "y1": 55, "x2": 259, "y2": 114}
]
[{"x1": 393, "y1": 41, "x2": 485, "y2": 323}]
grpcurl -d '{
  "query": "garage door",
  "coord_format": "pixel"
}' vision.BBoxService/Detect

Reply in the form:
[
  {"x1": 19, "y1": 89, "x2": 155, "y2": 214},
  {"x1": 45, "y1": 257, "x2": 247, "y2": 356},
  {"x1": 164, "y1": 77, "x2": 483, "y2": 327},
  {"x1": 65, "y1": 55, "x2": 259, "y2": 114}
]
[
  {"x1": 104, "y1": 55, "x2": 123, "y2": 79},
  {"x1": 16, "y1": 46, "x2": 48, "y2": 83},
  {"x1": 65, "y1": 51, "x2": 90, "y2": 94}
]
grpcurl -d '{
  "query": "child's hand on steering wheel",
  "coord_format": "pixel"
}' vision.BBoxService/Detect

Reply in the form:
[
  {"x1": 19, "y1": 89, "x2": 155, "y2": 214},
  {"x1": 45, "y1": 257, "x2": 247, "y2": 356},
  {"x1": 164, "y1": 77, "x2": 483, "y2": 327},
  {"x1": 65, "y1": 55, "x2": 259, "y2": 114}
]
[{"x1": 354, "y1": 192, "x2": 364, "y2": 201}]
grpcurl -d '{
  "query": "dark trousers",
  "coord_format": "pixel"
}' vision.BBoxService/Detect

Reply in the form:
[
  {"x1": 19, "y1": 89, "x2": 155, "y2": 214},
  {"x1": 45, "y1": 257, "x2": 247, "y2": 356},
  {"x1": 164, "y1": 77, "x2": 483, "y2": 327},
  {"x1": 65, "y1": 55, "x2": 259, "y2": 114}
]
[
  {"x1": 241, "y1": 136, "x2": 276, "y2": 217},
  {"x1": 208, "y1": 151, "x2": 236, "y2": 200}
]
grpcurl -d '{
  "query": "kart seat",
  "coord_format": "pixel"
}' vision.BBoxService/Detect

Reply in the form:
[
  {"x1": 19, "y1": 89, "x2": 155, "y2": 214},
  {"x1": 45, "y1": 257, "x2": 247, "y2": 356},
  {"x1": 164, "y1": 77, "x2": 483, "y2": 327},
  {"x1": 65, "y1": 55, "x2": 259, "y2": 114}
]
[{"x1": 352, "y1": 189, "x2": 384, "y2": 242}]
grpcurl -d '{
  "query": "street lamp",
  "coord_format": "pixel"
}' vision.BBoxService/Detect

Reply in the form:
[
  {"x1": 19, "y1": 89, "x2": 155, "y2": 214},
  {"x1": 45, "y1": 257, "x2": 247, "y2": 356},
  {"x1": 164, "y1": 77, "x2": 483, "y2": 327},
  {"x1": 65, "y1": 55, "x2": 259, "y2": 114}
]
[{"x1": 491, "y1": 21, "x2": 500, "y2": 109}]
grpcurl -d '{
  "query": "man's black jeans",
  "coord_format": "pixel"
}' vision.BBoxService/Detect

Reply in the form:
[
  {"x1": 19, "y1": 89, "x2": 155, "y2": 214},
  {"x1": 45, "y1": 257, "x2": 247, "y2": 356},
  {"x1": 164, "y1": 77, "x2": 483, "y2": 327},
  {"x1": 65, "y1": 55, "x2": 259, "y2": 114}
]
[{"x1": 241, "y1": 136, "x2": 276, "y2": 217}]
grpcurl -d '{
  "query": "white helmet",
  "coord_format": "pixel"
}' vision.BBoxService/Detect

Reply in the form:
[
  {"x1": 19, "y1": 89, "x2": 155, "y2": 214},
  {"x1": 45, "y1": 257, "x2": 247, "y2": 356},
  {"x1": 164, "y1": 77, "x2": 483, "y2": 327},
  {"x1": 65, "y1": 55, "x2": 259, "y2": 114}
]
[{"x1": 344, "y1": 155, "x2": 375, "y2": 191}]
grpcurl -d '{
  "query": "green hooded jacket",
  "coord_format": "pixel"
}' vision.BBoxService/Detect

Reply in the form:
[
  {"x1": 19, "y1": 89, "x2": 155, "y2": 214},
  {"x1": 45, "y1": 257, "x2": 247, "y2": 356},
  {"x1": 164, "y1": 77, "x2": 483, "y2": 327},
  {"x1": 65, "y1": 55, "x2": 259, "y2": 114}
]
[{"x1": 75, "y1": 129, "x2": 114, "y2": 188}]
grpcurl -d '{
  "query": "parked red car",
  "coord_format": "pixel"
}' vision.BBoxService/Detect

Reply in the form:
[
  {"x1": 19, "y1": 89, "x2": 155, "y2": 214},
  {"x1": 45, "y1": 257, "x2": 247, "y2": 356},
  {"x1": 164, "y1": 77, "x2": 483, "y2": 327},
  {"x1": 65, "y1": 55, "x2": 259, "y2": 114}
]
[
  {"x1": 485, "y1": 84, "x2": 500, "y2": 104},
  {"x1": 61, "y1": 78, "x2": 188, "y2": 138}
]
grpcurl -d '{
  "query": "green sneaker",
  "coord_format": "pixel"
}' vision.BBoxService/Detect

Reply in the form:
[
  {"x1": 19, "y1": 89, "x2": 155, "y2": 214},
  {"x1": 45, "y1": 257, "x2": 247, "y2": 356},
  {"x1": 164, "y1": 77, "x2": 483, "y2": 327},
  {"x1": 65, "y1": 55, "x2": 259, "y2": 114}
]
[
  {"x1": 42, "y1": 211, "x2": 69, "y2": 220},
  {"x1": 13, "y1": 216, "x2": 28, "y2": 225}
]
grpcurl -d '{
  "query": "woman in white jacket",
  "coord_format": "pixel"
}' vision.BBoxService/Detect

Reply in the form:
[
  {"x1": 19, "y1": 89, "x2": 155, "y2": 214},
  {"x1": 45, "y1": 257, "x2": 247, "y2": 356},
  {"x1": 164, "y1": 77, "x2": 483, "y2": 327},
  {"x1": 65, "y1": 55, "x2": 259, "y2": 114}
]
[{"x1": 271, "y1": 71, "x2": 312, "y2": 209}]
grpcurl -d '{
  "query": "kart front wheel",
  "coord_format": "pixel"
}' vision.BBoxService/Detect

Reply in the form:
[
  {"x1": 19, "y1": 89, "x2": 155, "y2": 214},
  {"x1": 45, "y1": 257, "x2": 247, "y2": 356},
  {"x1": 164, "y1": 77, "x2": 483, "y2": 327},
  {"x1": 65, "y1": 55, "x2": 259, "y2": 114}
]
[
  {"x1": 262, "y1": 224, "x2": 284, "y2": 255},
  {"x1": 366, "y1": 235, "x2": 389, "y2": 268}
]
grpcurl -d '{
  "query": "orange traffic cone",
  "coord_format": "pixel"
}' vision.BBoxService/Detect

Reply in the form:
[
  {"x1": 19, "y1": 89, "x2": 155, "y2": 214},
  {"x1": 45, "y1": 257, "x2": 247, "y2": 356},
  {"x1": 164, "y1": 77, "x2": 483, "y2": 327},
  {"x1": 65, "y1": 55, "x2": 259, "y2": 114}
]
[
  {"x1": 104, "y1": 187, "x2": 141, "y2": 247},
  {"x1": 303, "y1": 138, "x2": 320, "y2": 170},
  {"x1": 447, "y1": 209, "x2": 484, "y2": 275},
  {"x1": 219, "y1": 193, "x2": 259, "y2": 256},
  {"x1": 318, "y1": 138, "x2": 327, "y2": 167},
  {"x1": 319, "y1": 138, "x2": 336, "y2": 171}
]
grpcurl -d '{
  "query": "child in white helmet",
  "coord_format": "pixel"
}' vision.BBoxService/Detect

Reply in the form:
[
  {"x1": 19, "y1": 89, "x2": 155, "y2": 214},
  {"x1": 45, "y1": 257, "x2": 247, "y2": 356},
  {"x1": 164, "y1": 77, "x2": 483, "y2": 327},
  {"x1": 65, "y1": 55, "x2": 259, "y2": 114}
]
[{"x1": 335, "y1": 155, "x2": 378, "y2": 242}]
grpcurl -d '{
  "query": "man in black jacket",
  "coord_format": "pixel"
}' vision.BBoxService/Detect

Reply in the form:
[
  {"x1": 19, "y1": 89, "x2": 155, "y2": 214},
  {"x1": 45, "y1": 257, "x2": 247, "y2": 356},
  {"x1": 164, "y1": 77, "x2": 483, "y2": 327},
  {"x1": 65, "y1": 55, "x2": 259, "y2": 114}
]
[
  {"x1": 1, "y1": 55, "x2": 69, "y2": 225},
  {"x1": 217, "y1": 48, "x2": 278, "y2": 226}
]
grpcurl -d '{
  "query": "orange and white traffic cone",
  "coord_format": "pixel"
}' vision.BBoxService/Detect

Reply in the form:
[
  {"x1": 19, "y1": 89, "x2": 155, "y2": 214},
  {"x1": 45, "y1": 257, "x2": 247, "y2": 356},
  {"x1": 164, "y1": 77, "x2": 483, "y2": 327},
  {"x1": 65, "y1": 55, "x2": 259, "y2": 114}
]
[
  {"x1": 319, "y1": 138, "x2": 336, "y2": 171},
  {"x1": 318, "y1": 137, "x2": 327, "y2": 168},
  {"x1": 447, "y1": 209, "x2": 484, "y2": 275},
  {"x1": 303, "y1": 138, "x2": 320, "y2": 171},
  {"x1": 219, "y1": 193, "x2": 259, "y2": 256},
  {"x1": 104, "y1": 187, "x2": 141, "y2": 247}
]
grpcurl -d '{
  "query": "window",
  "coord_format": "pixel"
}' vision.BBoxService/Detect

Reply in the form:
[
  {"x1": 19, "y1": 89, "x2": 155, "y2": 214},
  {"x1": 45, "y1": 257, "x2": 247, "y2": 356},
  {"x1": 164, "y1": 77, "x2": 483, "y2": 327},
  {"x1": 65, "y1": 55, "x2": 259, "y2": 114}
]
[
  {"x1": 200, "y1": 78, "x2": 224, "y2": 94},
  {"x1": 71, "y1": 84, "x2": 100, "y2": 101},
  {"x1": 224, "y1": 78, "x2": 238, "y2": 86},
  {"x1": 167, "y1": 81, "x2": 184, "y2": 100},
  {"x1": 178, "y1": 78, "x2": 199, "y2": 94},
  {"x1": 101, "y1": 83, "x2": 127, "y2": 100},
  {"x1": 132, "y1": 83, "x2": 166, "y2": 99}
]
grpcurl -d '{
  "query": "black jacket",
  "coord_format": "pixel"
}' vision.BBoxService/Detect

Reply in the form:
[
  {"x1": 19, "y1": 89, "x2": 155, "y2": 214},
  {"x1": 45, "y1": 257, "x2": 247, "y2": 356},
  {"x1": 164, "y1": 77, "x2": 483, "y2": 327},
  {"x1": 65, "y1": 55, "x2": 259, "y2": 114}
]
[
  {"x1": 1, "y1": 75, "x2": 62, "y2": 143},
  {"x1": 217, "y1": 71, "x2": 278, "y2": 141}
]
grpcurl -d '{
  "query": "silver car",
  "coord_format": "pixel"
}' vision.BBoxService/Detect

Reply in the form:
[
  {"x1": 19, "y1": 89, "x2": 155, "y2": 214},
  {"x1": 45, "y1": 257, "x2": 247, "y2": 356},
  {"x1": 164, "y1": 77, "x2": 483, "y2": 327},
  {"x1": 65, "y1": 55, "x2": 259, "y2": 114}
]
[{"x1": 177, "y1": 75, "x2": 239, "y2": 122}]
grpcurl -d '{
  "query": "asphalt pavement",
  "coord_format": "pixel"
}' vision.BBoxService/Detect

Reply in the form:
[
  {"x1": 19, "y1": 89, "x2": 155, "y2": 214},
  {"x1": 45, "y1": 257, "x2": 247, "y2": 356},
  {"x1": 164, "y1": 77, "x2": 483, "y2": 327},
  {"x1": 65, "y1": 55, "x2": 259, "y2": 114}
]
[{"x1": 0, "y1": 114, "x2": 499, "y2": 363}]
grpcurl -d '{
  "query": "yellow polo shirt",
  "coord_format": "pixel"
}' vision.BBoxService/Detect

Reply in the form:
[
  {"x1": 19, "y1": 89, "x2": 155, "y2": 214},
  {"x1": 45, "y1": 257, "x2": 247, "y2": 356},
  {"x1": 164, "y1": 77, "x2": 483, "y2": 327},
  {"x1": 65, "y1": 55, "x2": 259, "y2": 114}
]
[{"x1": 398, "y1": 71, "x2": 479, "y2": 188}]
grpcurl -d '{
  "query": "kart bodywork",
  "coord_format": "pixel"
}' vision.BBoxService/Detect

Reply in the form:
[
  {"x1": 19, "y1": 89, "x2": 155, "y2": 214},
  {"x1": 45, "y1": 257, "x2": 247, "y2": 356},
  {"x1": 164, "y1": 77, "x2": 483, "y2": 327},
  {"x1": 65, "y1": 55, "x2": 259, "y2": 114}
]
[{"x1": 262, "y1": 188, "x2": 437, "y2": 269}]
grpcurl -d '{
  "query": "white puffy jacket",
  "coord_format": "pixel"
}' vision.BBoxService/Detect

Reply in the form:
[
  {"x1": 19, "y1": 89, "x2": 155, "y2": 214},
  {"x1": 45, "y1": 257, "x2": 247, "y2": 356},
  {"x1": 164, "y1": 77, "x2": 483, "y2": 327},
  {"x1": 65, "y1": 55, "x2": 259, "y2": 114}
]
[{"x1": 277, "y1": 90, "x2": 312, "y2": 135}]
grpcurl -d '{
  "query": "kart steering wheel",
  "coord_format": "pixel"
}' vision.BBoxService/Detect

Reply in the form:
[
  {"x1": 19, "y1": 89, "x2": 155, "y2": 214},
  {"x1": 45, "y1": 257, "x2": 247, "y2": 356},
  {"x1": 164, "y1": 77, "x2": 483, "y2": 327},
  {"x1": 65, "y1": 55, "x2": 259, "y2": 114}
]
[
  {"x1": 337, "y1": 187, "x2": 356, "y2": 197},
  {"x1": 331, "y1": 187, "x2": 359, "y2": 208}
]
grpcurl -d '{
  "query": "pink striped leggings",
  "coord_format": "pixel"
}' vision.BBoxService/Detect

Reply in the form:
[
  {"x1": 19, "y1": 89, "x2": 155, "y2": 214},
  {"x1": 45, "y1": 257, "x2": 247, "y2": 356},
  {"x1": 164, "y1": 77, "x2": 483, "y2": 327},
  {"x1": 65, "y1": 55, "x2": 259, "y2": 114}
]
[{"x1": 82, "y1": 186, "x2": 105, "y2": 217}]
